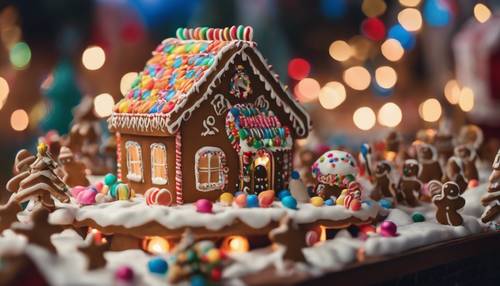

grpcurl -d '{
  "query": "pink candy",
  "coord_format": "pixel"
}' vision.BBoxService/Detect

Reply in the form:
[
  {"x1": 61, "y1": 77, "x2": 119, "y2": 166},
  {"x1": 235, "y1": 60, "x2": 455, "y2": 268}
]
[
  {"x1": 145, "y1": 187, "x2": 173, "y2": 206},
  {"x1": 378, "y1": 221, "x2": 398, "y2": 237},
  {"x1": 75, "y1": 187, "x2": 98, "y2": 205},
  {"x1": 196, "y1": 199, "x2": 213, "y2": 213}
]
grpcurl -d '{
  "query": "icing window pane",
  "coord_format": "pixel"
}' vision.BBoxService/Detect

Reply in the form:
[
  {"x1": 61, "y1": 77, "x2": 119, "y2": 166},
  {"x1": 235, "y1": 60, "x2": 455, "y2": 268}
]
[
  {"x1": 151, "y1": 143, "x2": 167, "y2": 185},
  {"x1": 126, "y1": 141, "x2": 143, "y2": 182},
  {"x1": 195, "y1": 147, "x2": 226, "y2": 192}
]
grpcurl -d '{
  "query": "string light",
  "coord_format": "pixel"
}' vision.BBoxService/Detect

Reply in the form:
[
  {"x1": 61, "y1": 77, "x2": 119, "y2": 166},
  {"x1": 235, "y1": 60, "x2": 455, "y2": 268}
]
[
  {"x1": 220, "y1": 236, "x2": 250, "y2": 253},
  {"x1": 0, "y1": 77, "x2": 9, "y2": 110},
  {"x1": 381, "y1": 39, "x2": 404, "y2": 62},
  {"x1": 120, "y1": 72, "x2": 138, "y2": 96},
  {"x1": 10, "y1": 109, "x2": 29, "y2": 131},
  {"x1": 143, "y1": 236, "x2": 170, "y2": 255},
  {"x1": 318, "y1": 81, "x2": 346, "y2": 110},
  {"x1": 418, "y1": 98, "x2": 442, "y2": 122},
  {"x1": 93, "y1": 93, "x2": 115, "y2": 118},
  {"x1": 398, "y1": 8, "x2": 423, "y2": 32},
  {"x1": 444, "y1": 79, "x2": 460, "y2": 104},
  {"x1": 399, "y1": 0, "x2": 421, "y2": 7},
  {"x1": 377, "y1": 102, "x2": 402, "y2": 127},
  {"x1": 474, "y1": 3, "x2": 491, "y2": 23},
  {"x1": 375, "y1": 66, "x2": 397, "y2": 89},
  {"x1": 9, "y1": 42, "x2": 31, "y2": 69},
  {"x1": 296, "y1": 78, "x2": 320, "y2": 102},
  {"x1": 82, "y1": 46, "x2": 106, "y2": 70},
  {"x1": 353, "y1": 107, "x2": 376, "y2": 130},
  {"x1": 343, "y1": 66, "x2": 371, "y2": 91},
  {"x1": 361, "y1": 0, "x2": 387, "y2": 18},
  {"x1": 458, "y1": 87, "x2": 474, "y2": 112},
  {"x1": 328, "y1": 40, "x2": 352, "y2": 62},
  {"x1": 288, "y1": 58, "x2": 311, "y2": 80}
]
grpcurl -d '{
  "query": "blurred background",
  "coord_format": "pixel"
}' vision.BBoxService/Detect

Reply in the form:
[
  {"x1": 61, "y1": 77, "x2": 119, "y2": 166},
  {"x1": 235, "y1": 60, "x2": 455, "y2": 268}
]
[{"x1": 1, "y1": 0, "x2": 499, "y2": 192}]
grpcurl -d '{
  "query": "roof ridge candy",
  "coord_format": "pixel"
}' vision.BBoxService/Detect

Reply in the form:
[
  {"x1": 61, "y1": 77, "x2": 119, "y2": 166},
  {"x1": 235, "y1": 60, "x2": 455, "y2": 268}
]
[{"x1": 176, "y1": 26, "x2": 254, "y2": 42}]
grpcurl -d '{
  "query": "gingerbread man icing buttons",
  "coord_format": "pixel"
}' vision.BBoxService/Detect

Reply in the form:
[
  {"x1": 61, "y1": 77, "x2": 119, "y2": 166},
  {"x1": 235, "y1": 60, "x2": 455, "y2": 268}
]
[
  {"x1": 430, "y1": 181, "x2": 465, "y2": 226},
  {"x1": 398, "y1": 159, "x2": 422, "y2": 207},
  {"x1": 417, "y1": 143, "x2": 443, "y2": 183}
]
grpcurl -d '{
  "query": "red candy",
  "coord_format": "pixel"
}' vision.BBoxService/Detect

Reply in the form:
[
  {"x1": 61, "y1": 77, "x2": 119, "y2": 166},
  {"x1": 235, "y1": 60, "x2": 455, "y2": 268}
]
[{"x1": 145, "y1": 187, "x2": 173, "y2": 206}]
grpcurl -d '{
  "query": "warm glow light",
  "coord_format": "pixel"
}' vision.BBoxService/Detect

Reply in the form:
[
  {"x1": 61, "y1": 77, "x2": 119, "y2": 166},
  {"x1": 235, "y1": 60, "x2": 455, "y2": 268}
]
[
  {"x1": 381, "y1": 39, "x2": 404, "y2": 62},
  {"x1": 377, "y1": 102, "x2": 402, "y2": 127},
  {"x1": 444, "y1": 79, "x2": 460, "y2": 104},
  {"x1": 362, "y1": 0, "x2": 387, "y2": 17},
  {"x1": 474, "y1": 3, "x2": 492, "y2": 23},
  {"x1": 399, "y1": 0, "x2": 421, "y2": 7},
  {"x1": 221, "y1": 236, "x2": 250, "y2": 253},
  {"x1": 419, "y1": 98, "x2": 442, "y2": 122},
  {"x1": 398, "y1": 8, "x2": 423, "y2": 32},
  {"x1": 458, "y1": 87, "x2": 474, "y2": 112},
  {"x1": 319, "y1": 226, "x2": 327, "y2": 242},
  {"x1": 349, "y1": 36, "x2": 372, "y2": 61},
  {"x1": 82, "y1": 46, "x2": 106, "y2": 70},
  {"x1": 10, "y1": 109, "x2": 29, "y2": 131},
  {"x1": 0, "y1": 77, "x2": 9, "y2": 110},
  {"x1": 375, "y1": 66, "x2": 397, "y2": 89},
  {"x1": 144, "y1": 236, "x2": 170, "y2": 255},
  {"x1": 353, "y1": 107, "x2": 376, "y2": 130},
  {"x1": 93, "y1": 93, "x2": 115, "y2": 118},
  {"x1": 120, "y1": 72, "x2": 138, "y2": 96},
  {"x1": 296, "y1": 78, "x2": 321, "y2": 102},
  {"x1": 328, "y1": 40, "x2": 352, "y2": 62},
  {"x1": 318, "y1": 81, "x2": 346, "y2": 110},
  {"x1": 343, "y1": 66, "x2": 371, "y2": 91}
]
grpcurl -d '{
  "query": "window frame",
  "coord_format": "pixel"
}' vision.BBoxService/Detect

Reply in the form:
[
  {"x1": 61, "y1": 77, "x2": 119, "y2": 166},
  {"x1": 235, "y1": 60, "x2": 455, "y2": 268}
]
[
  {"x1": 195, "y1": 147, "x2": 226, "y2": 192},
  {"x1": 125, "y1": 141, "x2": 143, "y2": 182},
  {"x1": 150, "y1": 143, "x2": 168, "y2": 185}
]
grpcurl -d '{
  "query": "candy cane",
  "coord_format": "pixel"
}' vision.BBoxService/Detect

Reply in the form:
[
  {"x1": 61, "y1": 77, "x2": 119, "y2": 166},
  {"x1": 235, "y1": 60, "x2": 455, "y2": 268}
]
[{"x1": 175, "y1": 131, "x2": 183, "y2": 205}]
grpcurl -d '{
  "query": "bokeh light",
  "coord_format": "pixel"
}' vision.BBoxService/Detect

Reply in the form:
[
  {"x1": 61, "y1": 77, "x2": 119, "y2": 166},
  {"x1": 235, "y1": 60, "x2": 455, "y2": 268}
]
[
  {"x1": 93, "y1": 93, "x2": 115, "y2": 118},
  {"x1": 296, "y1": 78, "x2": 321, "y2": 102},
  {"x1": 458, "y1": 87, "x2": 474, "y2": 112},
  {"x1": 0, "y1": 77, "x2": 9, "y2": 110},
  {"x1": 349, "y1": 36, "x2": 373, "y2": 61},
  {"x1": 353, "y1": 106, "x2": 376, "y2": 130},
  {"x1": 9, "y1": 42, "x2": 31, "y2": 69},
  {"x1": 361, "y1": 0, "x2": 386, "y2": 18},
  {"x1": 399, "y1": 0, "x2": 421, "y2": 7},
  {"x1": 398, "y1": 8, "x2": 423, "y2": 32},
  {"x1": 10, "y1": 109, "x2": 29, "y2": 131},
  {"x1": 82, "y1": 46, "x2": 106, "y2": 70},
  {"x1": 329, "y1": 40, "x2": 352, "y2": 62},
  {"x1": 343, "y1": 66, "x2": 371, "y2": 91},
  {"x1": 318, "y1": 81, "x2": 346, "y2": 110},
  {"x1": 320, "y1": 0, "x2": 348, "y2": 19},
  {"x1": 418, "y1": 98, "x2": 442, "y2": 122},
  {"x1": 388, "y1": 24, "x2": 415, "y2": 50},
  {"x1": 444, "y1": 79, "x2": 460, "y2": 104},
  {"x1": 361, "y1": 18, "x2": 386, "y2": 41},
  {"x1": 474, "y1": 4, "x2": 491, "y2": 23},
  {"x1": 375, "y1": 66, "x2": 397, "y2": 89},
  {"x1": 120, "y1": 72, "x2": 139, "y2": 96},
  {"x1": 423, "y1": 0, "x2": 452, "y2": 27},
  {"x1": 377, "y1": 102, "x2": 402, "y2": 127},
  {"x1": 381, "y1": 39, "x2": 404, "y2": 62},
  {"x1": 288, "y1": 58, "x2": 311, "y2": 81}
]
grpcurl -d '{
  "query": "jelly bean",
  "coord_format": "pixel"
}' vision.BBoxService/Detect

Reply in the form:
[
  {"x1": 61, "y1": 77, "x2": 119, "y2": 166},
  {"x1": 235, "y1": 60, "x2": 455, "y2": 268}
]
[
  {"x1": 281, "y1": 195, "x2": 297, "y2": 209},
  {"x1": 310, "y1": 196, "x2": 324, "y2": 207},
  {"x1": 412, "y1": 212, "x2": 425, "y2": 222}
]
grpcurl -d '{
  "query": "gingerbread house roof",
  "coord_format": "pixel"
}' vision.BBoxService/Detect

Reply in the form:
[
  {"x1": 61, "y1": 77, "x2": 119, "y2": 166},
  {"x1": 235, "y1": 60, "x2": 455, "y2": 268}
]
[{"x1": 109, "y1": 26, "x2": 310, "y2": 138}]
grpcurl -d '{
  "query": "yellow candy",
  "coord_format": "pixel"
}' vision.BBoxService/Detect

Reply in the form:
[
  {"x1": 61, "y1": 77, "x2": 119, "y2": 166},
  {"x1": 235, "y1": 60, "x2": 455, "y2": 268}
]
[
  {"x1": 173, "y1": 46, "x2": 185, "y2": 54},
  {"x1": 219, "y1": 192, "x2": 234, "y2": 206},
  {"x1": 101, "y1": 184, "x2": 109, "y2": 195},
  {"x1": 191, "y1": 44, "x2": 200, "y2": 53},
  {"x1": 206, "y1": 249, "x2": 220, "y2": 263},
  {"x1": 310, "y1": 196, "x2": 324, "y2": 207},
  {"x1": 336, "y1": 196, "x2": 345, "y2": 206},
  {"x1": 119, "y1": 101, "x2": 130, "y2": 113}
]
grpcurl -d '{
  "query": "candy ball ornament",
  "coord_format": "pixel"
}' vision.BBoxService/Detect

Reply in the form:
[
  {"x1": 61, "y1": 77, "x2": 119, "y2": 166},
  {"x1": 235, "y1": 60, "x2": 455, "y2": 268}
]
[
  {"x1": 412, "y1": 212, "x2": 425, "y2": 222},
  {"x1": 281, "y1": 196, "x2": 298, "y2": 209},
  {"x1": 148, "y1": 257, "x2": 168, "y2": 275},
  {"x1": 258, "y1": 190, "x2": 275, "y2": 208},
  {"x1": 246, "y1": 194, "x2": 259, "y2": 208},
  {"x1": 310, "y1": 196, "x2": 324, "y2": 207},
  {"x1": 115, "y1": 266, "x2": 134, "y2": 282},
  {"x1": 234, "y1": 193, "x2": 247, "y2": 207},
  {"x1": 378, "y1": 221, "x2": 398, "y2": 237},
  {"x1": 219, "y1": 192, "x2": 234, "y2": 206},
  {"x1": 196, "y1": 199, "x2": 213, "y2": 213}
]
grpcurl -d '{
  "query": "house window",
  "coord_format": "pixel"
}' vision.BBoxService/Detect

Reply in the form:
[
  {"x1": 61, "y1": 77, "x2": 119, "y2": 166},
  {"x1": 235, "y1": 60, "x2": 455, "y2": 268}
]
[
  {"x1": 195, "y1": 147, "x2": 226, "y2": 192},
  {"x1": 126, "y1": 141, "x2": 143, "y2": 182},
  {"x1": 151, "y1": 143, "x2": 167, "y2": 185}
]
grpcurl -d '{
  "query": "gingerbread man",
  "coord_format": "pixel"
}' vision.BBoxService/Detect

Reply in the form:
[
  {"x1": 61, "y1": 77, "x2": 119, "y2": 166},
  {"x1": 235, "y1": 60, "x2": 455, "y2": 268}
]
[
  {"x1": 398, "y1": 160, "x2": 422, "y2": 207},
  {"x1": 417, "y1": 143, "x2": 443, "y2": 183},
  {"x1": 454, "y1": 144, "x2": 479, "y2": 181},
  {"x1": 58, "y1": 146, "x2": 89, "y2": 188},
  {"x1": 443, "y1": 156, "x2": 468, "y2": 193},
  {"x1": 430, "y1": 181, "x2": 465, "y2": 226},
  {"x1": 370, "y1": 161, "x2": 397, "y2": 201},
  {"x1": 480, "y1": 149, "x2": 500, "y2": 224}
]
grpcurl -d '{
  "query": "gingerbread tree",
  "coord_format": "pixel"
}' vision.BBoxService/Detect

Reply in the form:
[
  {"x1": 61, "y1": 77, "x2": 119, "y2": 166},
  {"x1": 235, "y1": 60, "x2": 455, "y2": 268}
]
[
  {"x1": 481, "y1": 149, "x2": 500, "y2": 223},
  {"x1": 6, "y1": 143, "x2": 70, "y2": 211}
]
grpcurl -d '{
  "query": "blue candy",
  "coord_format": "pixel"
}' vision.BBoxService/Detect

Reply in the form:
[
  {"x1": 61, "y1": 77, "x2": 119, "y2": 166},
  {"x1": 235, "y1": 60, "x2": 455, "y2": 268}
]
[
  {"x1": 247, "y1": 194, "x2": 259, "y2": 208},
  {"x1": 281, "y1": 195, "x2": 297, "y2": 210},
  {"x1": 278, "y1": 189, "x2": 291, "y2": 200},
  {"x1": 325, "y1": 199, "x2": 334, "y2": 206},
  {"x1": 148, "y1": 257, "x2": 168, "y2": 275},
  {"x1": 379, "y1": 199, "x2": 393, "y2": 209},
  {"x1": 190, "y1": 274, "x2": 206, "y2": 286}
]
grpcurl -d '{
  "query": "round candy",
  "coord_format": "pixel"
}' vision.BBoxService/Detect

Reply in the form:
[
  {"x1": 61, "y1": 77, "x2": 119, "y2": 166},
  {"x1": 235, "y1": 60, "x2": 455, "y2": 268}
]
[
  {"x1": 148, "y1": 257, "x2": 168, "y2": 275},
  {"x1": 95, "y1": 182, "x2": 104, "y2": 193},
  {"x1": 412, "y1": 212, "x2": 425, "y2": 223},
  {"x1": 145, "y1": 187, "x2": 173, "y2": 206},
  {"x1": 70, "y1": 186, "x2": 86, "y2": 198},
  {"x1": 468, "y1": 179, "x2": 479, "y2": 188},
  {"x1": 109, "y1": 181, "x2": 122, "y2": 198},
  {"x1": 100, "y1": 184, "x2": 109, "y2": 195},
  {"x1": 219, "y1": 192, "x2": 234, "y2": 206},
  {"x1": 278, "y1": 189, "x2": 291, "y2": 200},
  {"x1": 196, "y1": 199, "x2": 213, "y2": 213},
  {"x1": 379, "y1": 198, "x2": 393, "y2": 209},
  {"x1": 325, "y1": 199, "x2": 334, "y2": 206},
  {"x1": 206, "y1": 248, "x2": 221, "y2": 263},
  {"x1": 378, "y1": 220, "x2": 398, "y2": 237},
  {"x1": 211, "y1": 267, "x2": 222, "y2": 281},
  {"x1": 281, "y1": 195, "x2": 297, "y2": 209},
  {"x1": 305, "y1": 230, "x2": 319, "y2": 246},
  {"x1": 258, "y1": 190, "x2": 275, "y2": 208},
  {"x1": 350, "y1": 199, "x2": 361, "y2": 211},
  {"x1": 76, "y1": 187, "x2": 97, "y2": 205},
  {"x1": 104, "y1": 173, "x2": 117, "y2": 186},
  {"x1": 234, "y1": 193, "x2": 247, "y2": 207},
  {"x1": 246, "y1": 194, "x2": 259, "y2": 208},
  {"x1": 310, "y1": 196, "x2": 324, "y2": 207},
  {"x1": 115, "y1": 266, "x2": 134, "y2": 282},
  {"x1": 116, "y1": 183, "x2": 131, "y2": 200}
]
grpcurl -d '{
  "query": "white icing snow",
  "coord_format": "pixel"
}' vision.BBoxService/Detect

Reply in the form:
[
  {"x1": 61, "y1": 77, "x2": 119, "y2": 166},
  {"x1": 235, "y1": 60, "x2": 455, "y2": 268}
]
[{"x1": 313, "y1": 150, "x2": 358, "y2": 177}]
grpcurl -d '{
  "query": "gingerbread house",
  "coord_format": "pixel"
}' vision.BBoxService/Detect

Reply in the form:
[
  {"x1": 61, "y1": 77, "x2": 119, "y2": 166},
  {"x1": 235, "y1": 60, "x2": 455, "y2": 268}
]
[{"x1": 109, "y1": 26, "x2": 310, "y2": 204}]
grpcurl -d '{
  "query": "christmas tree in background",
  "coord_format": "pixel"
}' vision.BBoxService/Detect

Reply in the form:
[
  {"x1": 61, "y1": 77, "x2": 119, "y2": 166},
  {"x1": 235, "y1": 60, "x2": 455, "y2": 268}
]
[{"x1": 40, "y1": 59, "x2": 82, "y2": 135}]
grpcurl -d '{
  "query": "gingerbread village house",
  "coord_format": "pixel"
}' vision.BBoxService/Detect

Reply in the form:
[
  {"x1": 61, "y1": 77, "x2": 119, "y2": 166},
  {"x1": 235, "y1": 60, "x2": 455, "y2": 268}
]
[{"x1": 109, "y1": 26, "x2": 310, "y2": 204}]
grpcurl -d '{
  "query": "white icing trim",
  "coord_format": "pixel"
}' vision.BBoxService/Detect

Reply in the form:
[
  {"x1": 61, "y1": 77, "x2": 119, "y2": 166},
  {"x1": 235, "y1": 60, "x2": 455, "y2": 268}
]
[
  {"x1": 125, "y1": 141, "x2": 143, "y2": 183},
  {"x1": 201, "y1": 115, "x2": 219, "y2": 136},
  {"x1": 194, "y1": 146, "x2": 226, "y2": 192},
  {"x1": 150, "y1": 143, "x2": 168, "y2": 185},
  {"x1": 210, "y1": 93, "x2": 231, "y2": 116},
  {"x1": 108, "y1": 113, "x2": 170, "y2": 134}
]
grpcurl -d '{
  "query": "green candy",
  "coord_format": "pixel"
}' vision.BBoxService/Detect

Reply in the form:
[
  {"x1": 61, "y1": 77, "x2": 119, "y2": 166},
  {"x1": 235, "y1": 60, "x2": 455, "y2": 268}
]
[
  {"x1": 239, "y1": 129, "x2": 248, "y2": 139},
  {"x1": 412, "y1": 212, "x2": 425, "y2": 222},
  {"x1": 253, "y1": 140, "x2": 262, "y2": 149},
  {"x1": 176, "y1": 27, "x2": 185, "y2": 40},
  {"x1": 200, "y1": 27, "x2": 208, "y2": 40},
  {"x1": 237, "y1": 25, "x2": 244, "y2": 40},
  {"x1": 104, "y1": 173, "x2": 117, "y2": 186}
]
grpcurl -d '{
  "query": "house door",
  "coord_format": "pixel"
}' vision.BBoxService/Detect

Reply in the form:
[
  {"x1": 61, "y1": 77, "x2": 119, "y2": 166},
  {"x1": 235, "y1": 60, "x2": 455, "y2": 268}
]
[{"x1": 252, "y1": 150, "x2": 273, "y2": 194}]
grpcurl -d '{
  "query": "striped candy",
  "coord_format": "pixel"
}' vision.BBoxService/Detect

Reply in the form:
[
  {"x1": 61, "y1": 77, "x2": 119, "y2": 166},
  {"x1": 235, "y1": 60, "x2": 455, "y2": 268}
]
[
  {"x1": 145, "y1": 187, "x2": 173, "y2": 206},
  {"x1": 175, "y1": 26, "x2": 254, "y2": 41}
]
